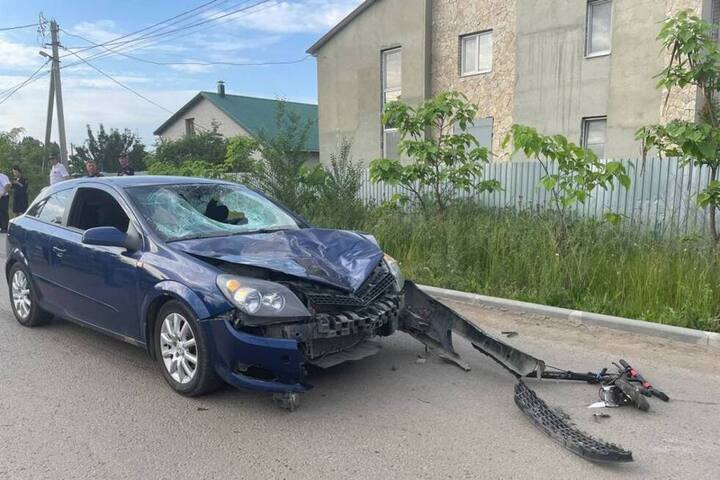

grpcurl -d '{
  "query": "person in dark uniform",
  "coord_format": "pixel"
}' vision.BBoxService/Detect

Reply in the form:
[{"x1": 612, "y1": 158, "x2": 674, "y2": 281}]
[
  {"x1": 11, "y1": 165, "x2": 28, "y2": 215},
  {"x1": 117, "y1": 153, "x2": 134, "y2": 176},
  {"x1": 85, "y1": 160, "x2": 103, "y2": 178}
]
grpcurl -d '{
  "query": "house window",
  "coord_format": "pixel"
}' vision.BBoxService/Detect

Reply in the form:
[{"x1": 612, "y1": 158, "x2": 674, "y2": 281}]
[
  {"x1": 586, "y1": 0, "x2": 612, "y2": 56},
  {"x1": 581, "y1": 117, "x2": 607, "y2": 158},
  {"x1": 382, "y1": 48, "x2": 402, "y2": 159},
  {"x1": 460, "y1": 31, "x2": 493, "y2": 76},
  {"x1": 454, "y1": 117, "x2": 494, "y2": 153},
  {"x1": 185, "y1": 118, "x2": 195, "y2": 136}
]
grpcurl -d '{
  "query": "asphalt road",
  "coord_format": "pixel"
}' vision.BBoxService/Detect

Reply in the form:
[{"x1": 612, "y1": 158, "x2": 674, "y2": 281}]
[{"x1": 1, "y1": 250, "x2": 719, "y2": 478}]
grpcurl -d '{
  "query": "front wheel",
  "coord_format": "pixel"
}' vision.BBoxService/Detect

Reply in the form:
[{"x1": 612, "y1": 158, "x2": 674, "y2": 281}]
[
  {"x1": 155, "y1": 301, "x2": 222, "y2": 396},
  {"x1": 8, "y1": 263, "x2": 51, "y2": 327}
]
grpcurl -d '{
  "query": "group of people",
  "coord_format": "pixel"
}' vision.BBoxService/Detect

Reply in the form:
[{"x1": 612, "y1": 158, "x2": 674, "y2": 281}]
[{"x1": 0, "y1": 152, "x2": 135, "y2": 233}]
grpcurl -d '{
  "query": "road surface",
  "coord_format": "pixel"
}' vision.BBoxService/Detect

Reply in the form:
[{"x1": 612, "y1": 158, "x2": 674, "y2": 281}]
[{"x1": 1, "y1": 255, "x2": 719, "y2": 478}]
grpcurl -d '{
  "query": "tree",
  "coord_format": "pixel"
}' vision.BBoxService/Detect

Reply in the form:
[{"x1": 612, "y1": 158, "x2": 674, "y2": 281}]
[
  {"x1": 0, "y1": 128, "x2": 55, "y2": 202},
  {"x1": 71, "y1": 124, "x2": 147, "y2": 174},
  {"x1": 635, "y1": 11, "x2": 720, "y2": 241},
  {"x1": 369, "y1": 91, "x2": 499, "y2": 215},
  {"x1": 253, "y1": 100, "x2": 315, "y2": 210},
  {"x1": 502, "y1": 124, "x2": 630, "y2": 227},
  {"x1": 225, "y1": 135, "x2": 260, "y2": 174},
  {"x1": 150, "y1": 127, "x2": 227, "y2": 169}
]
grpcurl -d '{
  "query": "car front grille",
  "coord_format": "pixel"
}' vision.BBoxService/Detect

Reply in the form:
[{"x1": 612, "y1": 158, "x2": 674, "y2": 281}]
[{"x1": 304, "y1": 263, "x2": 396, "y2": 308}]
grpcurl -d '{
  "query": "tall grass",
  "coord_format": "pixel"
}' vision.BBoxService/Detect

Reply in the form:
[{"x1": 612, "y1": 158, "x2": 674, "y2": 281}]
[{"x1": 309, "y1": 203, "x2": 720, "y2": 332}]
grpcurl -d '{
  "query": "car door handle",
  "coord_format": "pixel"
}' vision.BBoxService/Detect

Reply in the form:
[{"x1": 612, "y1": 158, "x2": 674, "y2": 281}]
[{"x1": 52, "y1": 246, "x2": 66, "y2": 257}]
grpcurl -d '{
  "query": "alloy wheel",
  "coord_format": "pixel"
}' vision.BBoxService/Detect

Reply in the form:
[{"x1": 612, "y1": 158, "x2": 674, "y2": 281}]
[
  {"x1": 11, "y1": 270, "x2": 31, "y2": 319},
  {"x1": 159, "y1": 312, "x2": 198, "y2": 384}
]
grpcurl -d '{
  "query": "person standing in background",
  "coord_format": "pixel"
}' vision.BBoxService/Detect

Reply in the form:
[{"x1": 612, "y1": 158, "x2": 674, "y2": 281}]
[
  {"x1": 85, "y1": 160, "x2": 103, "y2": 178},
  {"x1": 117, "y1": 153, "x2": 134, "y2": 176},
  {"x1": 11, "y1": 165, "x2": 28, "y2": 215},
  {"x1": 49, "y1": 154, "x2": 70, "y2": 185},
  {"x1": 0, "y1": 172, "x2": 11, "y2": 233}
]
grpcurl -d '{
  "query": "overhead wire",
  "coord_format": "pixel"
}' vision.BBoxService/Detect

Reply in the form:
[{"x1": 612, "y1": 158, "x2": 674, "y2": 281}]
[
  {"x1": 60, "y1": 28, "x2": 310, "y2": 67},
  {"x1": 0, "y1": 60, "x2": 51, "y2": 105},
  {"x1": 75, "y1": 0, "x2": 273, "y2": 65},
  {"x1": 0, "y1": 22, "x2": 39, "y2": 32}
]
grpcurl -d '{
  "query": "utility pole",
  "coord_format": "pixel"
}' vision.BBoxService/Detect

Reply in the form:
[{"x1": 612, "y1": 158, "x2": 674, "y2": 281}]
[{"x1": 41, "y1": 19, "x2": 69, "y2": 169}]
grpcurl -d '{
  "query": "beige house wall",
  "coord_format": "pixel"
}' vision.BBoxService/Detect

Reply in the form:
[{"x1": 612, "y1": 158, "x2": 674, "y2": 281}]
[
  {"x1": 313, "y1": 0, "x2": 429, "y2": 166},
  {"x1": 157, "y1": 98, "x2": 251, "y2": 141},
  {"x1": 311, "y1": 0, "x2": 712, "y2": 164},
  {"x1": 430, "y1": 0, "x2": 517, "y2": 157}
]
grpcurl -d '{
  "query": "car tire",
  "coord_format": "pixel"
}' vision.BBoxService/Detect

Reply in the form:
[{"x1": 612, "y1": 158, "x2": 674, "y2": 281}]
[
  {"x1": 155, "y1": 300, "x2": 222, "y2": 396},
  {"x1": 8, "y1": 263, "x2": 52, "y2": 327}
]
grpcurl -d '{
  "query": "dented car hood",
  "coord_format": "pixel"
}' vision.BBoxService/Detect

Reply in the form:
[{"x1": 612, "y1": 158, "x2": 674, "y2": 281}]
[{"x1": 170, "y1": 228, "x2": 384, "y2": 292}]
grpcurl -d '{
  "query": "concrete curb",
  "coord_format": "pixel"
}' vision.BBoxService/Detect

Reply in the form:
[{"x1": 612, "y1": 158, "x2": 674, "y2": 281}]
[{"x1": 418, "y1": 284, "x2": 720, "y2": 349}]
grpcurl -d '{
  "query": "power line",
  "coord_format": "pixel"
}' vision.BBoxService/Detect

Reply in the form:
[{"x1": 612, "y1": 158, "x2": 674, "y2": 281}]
[
  {"x1": 62, "y1": 49, "x2": 175, "y2": 114},
  {"x1": 0, "y1": 60, "x2": 51, "y2": 105},
  {"x1": 60, "y1": 28, "x2": 310, "y2": 67},
  {"x1": 58, "y1": 0, "x2": 223, "y2": 58},
  {"x1": 74, "y1": 0, "x2": 270, "y2": 64},
  {"x1": 0, "y1": 22, "x2": 38, "y2": 31},
  {"x1": 61, "y1": 48, "x2": 213, "y2": 132}
]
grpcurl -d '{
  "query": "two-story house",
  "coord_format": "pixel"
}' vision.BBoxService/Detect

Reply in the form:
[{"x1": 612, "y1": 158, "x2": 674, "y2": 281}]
[{"x1": 308, "y1": 0, "x2": 719, "y2": 165}]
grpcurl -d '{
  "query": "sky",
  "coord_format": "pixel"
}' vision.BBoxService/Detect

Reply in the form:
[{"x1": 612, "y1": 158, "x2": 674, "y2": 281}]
[{"x1": 0, "y1": 0, "x2": 361, "y2": 148}]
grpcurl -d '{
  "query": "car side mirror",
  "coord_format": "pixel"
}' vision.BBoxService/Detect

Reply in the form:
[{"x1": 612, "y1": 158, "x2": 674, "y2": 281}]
[{"x1": 82, "y1": 226, "x2": 141, "y2": 251}]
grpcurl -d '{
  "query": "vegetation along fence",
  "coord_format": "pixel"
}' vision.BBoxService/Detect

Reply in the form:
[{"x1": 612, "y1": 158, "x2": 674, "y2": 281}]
[{"x1": 358, "y1": 157, "x2": 713, "y2": 237}]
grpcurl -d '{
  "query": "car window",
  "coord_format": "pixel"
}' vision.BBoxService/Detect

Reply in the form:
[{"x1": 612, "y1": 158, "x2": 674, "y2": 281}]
[
  {"x1": 35, "y1": 189, "x2": 73, "y2": 225},
  {"x1": 126, "y1": 183, "x2": 301, "y2": 242},
  {"x1": 67, "y1": 187, "x2": 130, "y2": 233}
]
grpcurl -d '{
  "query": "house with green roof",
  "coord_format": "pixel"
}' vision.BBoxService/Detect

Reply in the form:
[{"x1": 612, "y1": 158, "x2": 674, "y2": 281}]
[{"x1": 153, "y1": 81, "x2": 319, "y2": 163}]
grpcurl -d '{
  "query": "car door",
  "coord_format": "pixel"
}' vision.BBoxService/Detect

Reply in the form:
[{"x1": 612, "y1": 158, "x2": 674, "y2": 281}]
[
  {"x1": 23, "y1": 188, "x2": 77, "y2": 313},
  {"x1": 48, "y1": 185, "x2": 143, "y2": 340}
]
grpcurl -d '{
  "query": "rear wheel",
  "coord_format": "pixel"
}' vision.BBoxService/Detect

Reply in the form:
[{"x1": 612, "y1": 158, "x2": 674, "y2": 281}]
[
  {"x1": 8, "y1": 263, "x2": 51, "y2": 327},
  {"x1": 155, "y1": 301, "x2": 222, "y2": 396}
]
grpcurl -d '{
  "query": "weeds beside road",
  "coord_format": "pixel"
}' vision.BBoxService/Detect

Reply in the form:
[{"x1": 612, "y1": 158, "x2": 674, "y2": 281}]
[{"x1": 309, "y1": 204, "x2": 720, "y2": 333}]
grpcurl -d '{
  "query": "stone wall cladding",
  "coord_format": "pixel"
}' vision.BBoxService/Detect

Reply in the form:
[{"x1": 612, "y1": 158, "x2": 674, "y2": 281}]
[
  {"x1": 660, "y1": 0, "x2": 704, "y2": 122},
  {"x1": 431, "y1": 0, "x2": 517, "y2": 158}
]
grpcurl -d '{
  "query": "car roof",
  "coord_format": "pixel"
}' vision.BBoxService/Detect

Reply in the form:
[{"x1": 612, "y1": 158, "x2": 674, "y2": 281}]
[{"x1": 43, "y1": 175, "x2": 231, "y2": 195}]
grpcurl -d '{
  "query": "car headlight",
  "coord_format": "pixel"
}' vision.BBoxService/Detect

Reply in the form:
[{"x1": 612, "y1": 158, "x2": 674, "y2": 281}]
[
  {"x1": 383, "y1": 254, "x2": 405, "y2": 291},
  {"x1": 216, "y1": 275, "x2": 310, "y2": 318}
]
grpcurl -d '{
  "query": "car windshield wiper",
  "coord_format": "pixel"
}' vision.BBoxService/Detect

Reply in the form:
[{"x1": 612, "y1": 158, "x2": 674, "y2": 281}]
[
  {"x1": 167, "y1": 231, "x2": 237, "y2": 242},
  {"x1": 234, "y1": 227, "x2": 290, "y2": 235}
]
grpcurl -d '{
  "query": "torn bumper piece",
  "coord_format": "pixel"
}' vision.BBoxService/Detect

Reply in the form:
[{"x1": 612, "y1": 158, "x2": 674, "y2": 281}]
[
  {"x1": 399, "y1": 281, "x2": 544, "y2": 377},
  {"x1": 399, "y1": 281, "x2": 633, "y2": 464}
]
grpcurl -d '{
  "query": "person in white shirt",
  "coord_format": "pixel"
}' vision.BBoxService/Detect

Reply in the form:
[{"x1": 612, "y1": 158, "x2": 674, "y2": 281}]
[
  {"x1": 0, "y1": 171, "x2": 11, "y2": 232},
  {"x1": 49, "y1": 154, "x2": 70, "y2": 185}
]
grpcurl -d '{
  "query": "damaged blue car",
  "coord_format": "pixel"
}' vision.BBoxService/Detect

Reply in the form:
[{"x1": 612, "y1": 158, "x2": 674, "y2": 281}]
[
  {"x1": 5, "y1": 177, "x2": 410, "y2": 403},
  {"x1": 6, "y1": 176, "x2": 640, "y2": 463}
]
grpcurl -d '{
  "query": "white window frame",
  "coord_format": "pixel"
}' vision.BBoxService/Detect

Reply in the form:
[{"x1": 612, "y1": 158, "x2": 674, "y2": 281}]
[
  {"x1": 381, "y1": 47, "x2": 402, "y2": 159},
  {"x1": 581, "y1": 116, "x2": 607, "y2": 159},
  {"x1": 185, "y1": 118, "x2": 195, "y2": 136},
  {"x1": 585, "y1": 0, "x2": 612, "y2": 58},
  {"x1": 460, "y1": 30, "x2": 493, "y2": 77}
]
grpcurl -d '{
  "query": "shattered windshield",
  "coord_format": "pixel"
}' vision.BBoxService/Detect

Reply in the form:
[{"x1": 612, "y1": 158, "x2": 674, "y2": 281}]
[{"x1": 125, "y1": 183, "x2": 301, "y2": 242}]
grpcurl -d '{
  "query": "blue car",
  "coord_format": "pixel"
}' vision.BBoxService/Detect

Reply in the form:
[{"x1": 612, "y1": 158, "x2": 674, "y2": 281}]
[{"x1": 5, "y1": 176, "x2": 407, "y2": 406}]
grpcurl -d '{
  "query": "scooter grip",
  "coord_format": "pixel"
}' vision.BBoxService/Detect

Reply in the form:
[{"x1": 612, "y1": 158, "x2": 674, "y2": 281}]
[
  {"x1": 615, "y1": 378, "x2": 650, "y2": 412},
  {"x1": 651, "y1": 389, "x2": 670, "y2": 402}
]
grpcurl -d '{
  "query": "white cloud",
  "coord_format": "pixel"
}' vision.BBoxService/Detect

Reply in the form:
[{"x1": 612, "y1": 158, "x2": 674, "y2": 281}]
[
  {"x1": 0, "y1": 68, "x2": 196, "y2": 146},
  {"x1": 0, "y1": 36, "x2": 46, "y2": 70},
  {"x1": 69, "y1": 20, "x2": 121, "y2": 44},
  {"x1": 169, "y1": 63, "x2": 215, "y2": 74},
  {"x1": 210, "y1": 0, "x2": 362, "y2": 34}
]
